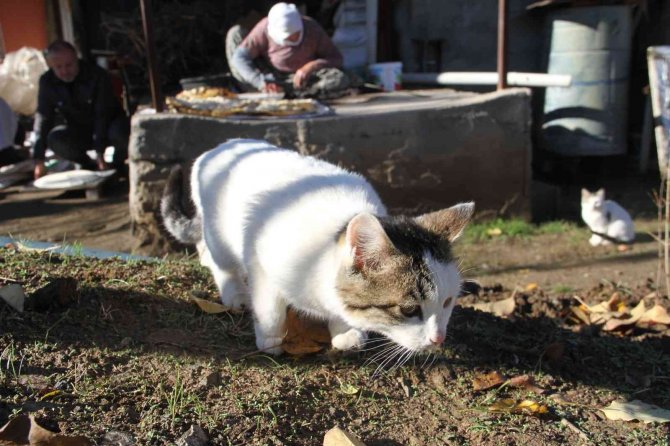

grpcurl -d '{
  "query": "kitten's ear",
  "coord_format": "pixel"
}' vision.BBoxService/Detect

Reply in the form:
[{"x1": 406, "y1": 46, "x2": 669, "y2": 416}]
[
  {"x1": 415, "y1": 202, "x2": 475, "y2": 242},
  {"x1": 346, "y1": 213, "x2": 395, "y2": 271},
  {"x1": 581, "y1": 188, "x2": 590, "y2": 199},
  {"x1": 596, "y1": 188, "x2": 605, "y2": 199}
]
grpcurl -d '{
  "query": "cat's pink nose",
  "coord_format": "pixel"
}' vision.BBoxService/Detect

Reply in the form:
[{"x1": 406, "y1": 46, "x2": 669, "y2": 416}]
[{"x1": 430, "y1": 334, "x2": 445, "y2": 345}]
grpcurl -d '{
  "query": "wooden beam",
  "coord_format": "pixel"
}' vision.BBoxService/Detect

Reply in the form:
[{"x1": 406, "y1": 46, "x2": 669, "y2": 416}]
[
  {"x1": 139, "y1": 0, "x2": 163, "y2": 112},
  {"x1": 497, "y1": 0, "x2": 508, "y2": 90}
]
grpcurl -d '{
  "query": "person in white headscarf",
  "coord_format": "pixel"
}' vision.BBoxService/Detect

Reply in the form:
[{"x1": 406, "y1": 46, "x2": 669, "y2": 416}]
[{"x1": 230, "y1": 2, "x2": 351, "y2": 98}]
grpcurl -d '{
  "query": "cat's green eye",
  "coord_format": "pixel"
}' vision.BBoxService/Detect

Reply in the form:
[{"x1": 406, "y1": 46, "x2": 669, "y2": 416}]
[
  {"x1": 443, "y1": 297, "x2": 453, "y2": 308},
  {"x1": 400, "y1": 304, "x2": 422, "y2": 318}
]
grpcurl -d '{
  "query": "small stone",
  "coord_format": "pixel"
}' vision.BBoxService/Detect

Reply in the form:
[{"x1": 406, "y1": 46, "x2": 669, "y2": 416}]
[
  {"x1": 176, "y1": 425, "x2": 209, "y2": 446},
  {"x1": 54, "y1": 380, "x2": 70, "y2": 391},
  {"x1": 102, "y1": 430, "x2": 135, "y2": 446},
  {"x1": 323, "y1": 427, "x2": 366, "y2": 446},
  {"x1": 199, "y1": 371, "x2": 220, "y2": 388},
  {"x1": 397, "y1": 377, "x2": 413, "y2": 398}
]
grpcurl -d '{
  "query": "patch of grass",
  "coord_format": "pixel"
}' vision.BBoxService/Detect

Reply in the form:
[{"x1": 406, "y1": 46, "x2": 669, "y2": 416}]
[
  {"x1": 463, "y1": 218, "x2": 578, "y2": 243},
  {"x1": 168, "y1": 371, "x2": 186, "y2": 425},
  {"x1": 551, "y1": 284, "x2": 574, "y2": 293},
  {"x1": 0, "y1": 341, "x2": 25, "y2": 382}
]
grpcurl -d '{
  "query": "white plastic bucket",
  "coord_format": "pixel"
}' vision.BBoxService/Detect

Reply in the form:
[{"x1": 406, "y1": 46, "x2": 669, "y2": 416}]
[{"x1": 368, "y1": 62, "x2": 402, "y2": 92}]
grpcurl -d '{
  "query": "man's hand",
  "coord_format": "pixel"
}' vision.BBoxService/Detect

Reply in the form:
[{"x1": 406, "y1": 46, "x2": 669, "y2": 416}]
[
  {"x1": 262, "y1": 82, "x2": 283, "y2": 93},
  {"x1": 97, "y1": 157, "x2": 109, "y2": 171},
  {"x1": 33, "y1": 160, "x2": 47, "y2": 180}
]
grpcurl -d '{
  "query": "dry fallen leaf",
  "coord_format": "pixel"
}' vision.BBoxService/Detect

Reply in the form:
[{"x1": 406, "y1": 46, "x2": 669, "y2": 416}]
[
  {"x1": 569, "y1": 306, "x2": 591, "y2": 325},
  {"x1": 507, "y1": 374, "x2": 546, "y2": 394},
  {"x1": 0, "y1": 414, "x2": 92, "y2": 445},
  {"x1": 189, "y1": 295, "x2": 232, "y2": 314},
  {"x1": 525, "y1": 283, "x2": 539, "y2": 292},
  {"x1": 600, "y1": 400, "x2": 670, "y2": 424},
  {"x1": 487, "y1": 227, "x2": 502, "y2": 236},
  {"x1": 488, "y1": 398, "x2": 549, "y2": 416},
  {"x1": 14, "y1": 242, "x2": 61, "y2": 254},
  {"x1": 638, "y1": 305, "x2": 670, "y2": 326},
  {"x1": 470, "y1": 296, "x2": 516, "y2": 318},
  {"x1": 602, "y1": 300, "x2": 647, "y2": 331},
  {"x1": 339, "y1": 382, "x2": 360, "y2": 395},
  {"x1": 282, "y1": 308, "x2": 331, "y2": 355},
  {"x1": 323, "y1": 426, "x2": 366, "y2": 446},
  {"x1": 472, "y1": 371, "x2": 506, "y2": 391},
  {"x1": 575, "y1": 293, "x2": 622, "y2": 315}
]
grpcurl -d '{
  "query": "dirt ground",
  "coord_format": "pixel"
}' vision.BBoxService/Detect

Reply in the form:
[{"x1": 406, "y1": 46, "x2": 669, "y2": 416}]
[{"x1": 1, "y1": 162, "x2": 669, "y2": 444}]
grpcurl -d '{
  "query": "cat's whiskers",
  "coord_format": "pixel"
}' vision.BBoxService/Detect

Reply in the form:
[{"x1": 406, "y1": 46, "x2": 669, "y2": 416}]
[
  {"x1": 372, "y1": 345, "x2": 405, "y2": 377},
  {"x1": 389, "y1": 348, "x2": 414, "y2": 372},
  {"x1": 358, "y1": 340, "x2": 395, "y2": 353},
  {"x1": 420, "y1": 351, "x2": 433, "y2": 369},
  {"x1": 426, "y1": 352, "x2": 439, "y2": 370},
  {"x1": 364, "y1": 343, "x2": 399, "y2": 367},
  {"x1": 360, "y1": 337, "x2": 392, "y2": 347},
  {"x1": 380, "y1": 345, "x2": 408, "y2": 372}
]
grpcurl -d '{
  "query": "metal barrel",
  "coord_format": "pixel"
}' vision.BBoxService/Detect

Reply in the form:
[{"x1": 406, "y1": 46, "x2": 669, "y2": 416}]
[{"x1": 542, "y1": 5, "x2": 632, "y2": 156}]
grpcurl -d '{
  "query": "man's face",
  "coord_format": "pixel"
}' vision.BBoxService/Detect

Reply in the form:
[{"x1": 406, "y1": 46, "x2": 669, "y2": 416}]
[{"x1": 47, "y1": 50, "x2": 79, "y2": 83}]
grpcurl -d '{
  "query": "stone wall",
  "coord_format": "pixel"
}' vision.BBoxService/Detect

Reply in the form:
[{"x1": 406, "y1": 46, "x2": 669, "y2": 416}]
[{"x1": 128, "y1": 88, "x2": 532, "y2": 255}]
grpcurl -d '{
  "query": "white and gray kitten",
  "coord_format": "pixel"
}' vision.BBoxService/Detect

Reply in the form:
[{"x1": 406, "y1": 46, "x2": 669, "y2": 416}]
[
  {"x1": 581, "y1": 188, "x2": 634, "y2": 246},
  {"x1": 162, "y1": 139, "x2": 474, "y2": 355}
]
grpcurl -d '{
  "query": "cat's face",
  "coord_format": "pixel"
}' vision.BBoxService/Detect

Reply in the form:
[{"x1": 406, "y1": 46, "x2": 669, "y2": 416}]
[
  {"x1": 337, "y1": 251, "x2": 460, "y2": 351},
  {"x1": 336, "y1": 204, "x2": 473, "y2": 351},
  {"x1": 581, "y1": 188, "x2": 606, "y2": 212}
]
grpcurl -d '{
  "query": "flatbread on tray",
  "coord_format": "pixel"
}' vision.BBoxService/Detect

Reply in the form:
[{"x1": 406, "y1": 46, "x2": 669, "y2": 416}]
[{"x1": 167, "y1": 87, "x2": 331, "y2": 118}]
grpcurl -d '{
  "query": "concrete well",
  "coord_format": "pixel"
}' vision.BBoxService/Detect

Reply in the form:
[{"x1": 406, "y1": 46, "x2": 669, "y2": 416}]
[{"x1": 128, "y1": 88, "x2": 532, "y2": 255}]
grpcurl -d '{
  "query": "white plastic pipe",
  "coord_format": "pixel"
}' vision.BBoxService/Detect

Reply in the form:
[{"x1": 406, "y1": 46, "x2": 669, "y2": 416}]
[{"x1": 403, "y1": 71, "x2": 572, "y2": 87}]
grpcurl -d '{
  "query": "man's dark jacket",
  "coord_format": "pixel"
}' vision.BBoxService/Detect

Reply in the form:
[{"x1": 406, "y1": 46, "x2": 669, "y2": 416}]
[{"x1": 33, "y1": 61, "x2": 123, "y2": 161}]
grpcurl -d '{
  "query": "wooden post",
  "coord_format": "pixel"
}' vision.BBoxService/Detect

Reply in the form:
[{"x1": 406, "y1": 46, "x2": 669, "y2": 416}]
[
  {"x1": 139, "y1": 0, "x2": 163, "y2": 112},
  {"x1": 497, "y1": 0, "x2": 508, "y2": 90}
]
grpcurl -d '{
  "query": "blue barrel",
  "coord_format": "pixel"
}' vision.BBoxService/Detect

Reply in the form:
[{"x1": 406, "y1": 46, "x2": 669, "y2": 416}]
[{"x1": 542, "y1": 6, "x2": 631, "y2": 156}]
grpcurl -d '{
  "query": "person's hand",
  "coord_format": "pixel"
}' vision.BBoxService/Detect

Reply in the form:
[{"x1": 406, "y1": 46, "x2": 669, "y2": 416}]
[
  {"x1": 293, "y1": 65, "x2": 314, "y2": 89},
  {"x1": 262, "y1": 82, "x2": 283, "y2": 93},
  {"x1": 97, "y1": 157, "x2": 109, "y2": 171},
  {"x1": 33, "y1": 160, "x2": 46, "y2": 180}
]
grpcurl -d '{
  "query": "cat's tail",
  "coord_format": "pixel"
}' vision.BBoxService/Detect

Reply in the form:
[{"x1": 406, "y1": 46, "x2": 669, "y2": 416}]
[{"x1": 160, "y1": 165, "x2": 202, "y2": 244}]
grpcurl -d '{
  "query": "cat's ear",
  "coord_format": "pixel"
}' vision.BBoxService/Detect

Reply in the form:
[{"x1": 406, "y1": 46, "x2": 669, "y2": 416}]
[
  {"x1": 345, "y1": 213, "x2": 395, "y2": 271},
  {"x1": 581, "y1": 188, "x2": 590, "y2": 199},
  {"x1": 596, "y1": 188, "x2": 605, "y2": 199},
  {"x1": 415, "y1": 202, "x2": 475, "y2": 242}
]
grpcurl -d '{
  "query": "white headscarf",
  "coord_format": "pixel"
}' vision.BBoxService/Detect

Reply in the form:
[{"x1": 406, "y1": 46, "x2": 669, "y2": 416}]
[{"x1": 267, "y1": 2, "x2": 303, "y2": 46}]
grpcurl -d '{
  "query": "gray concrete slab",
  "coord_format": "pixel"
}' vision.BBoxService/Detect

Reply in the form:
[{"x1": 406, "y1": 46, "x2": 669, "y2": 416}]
[{"x1": 128, "y1": 88, "x2": 532, "y2": 255}]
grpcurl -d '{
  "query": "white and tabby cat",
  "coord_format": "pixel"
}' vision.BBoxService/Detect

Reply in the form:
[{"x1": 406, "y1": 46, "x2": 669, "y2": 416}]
[
  {"x1": 581, "y1": 188, "x2": 635, "y2": 246},
  {"x1": 161, "y1": 139, "x2": 474, "y2": 355}
]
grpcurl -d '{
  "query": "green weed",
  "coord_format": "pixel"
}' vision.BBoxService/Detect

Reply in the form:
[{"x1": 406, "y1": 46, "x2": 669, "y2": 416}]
[
  {"x1": 463, "y1": 218, "x2": 577, "y2": 243},
  {"x1": 0, "y1": 341, "x2": 25, "y2": 382}
]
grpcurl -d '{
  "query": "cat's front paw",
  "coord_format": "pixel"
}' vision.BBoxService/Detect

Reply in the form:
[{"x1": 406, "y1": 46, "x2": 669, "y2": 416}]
[
  {"x1": 256, "y1": 335, "x2": 284, "y2": 356},
  {"x1": 331, "y1": 329, "x2": 367, "y2": 351},
  {"x1": 220, "y1": 293, "x2": 249, "y2": 311},
  {"x1": 589, "y1": 234, "x2": 603, "y2": 246}
]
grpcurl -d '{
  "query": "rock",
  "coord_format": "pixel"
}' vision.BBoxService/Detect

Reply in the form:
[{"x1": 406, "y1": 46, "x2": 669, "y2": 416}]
[
  {"x1": 199, "y1": 371, "x2": 220, "y2": 388},
  {"x1": 323, "y1": 427, "x2": 366, "y2": 446},
  {"x1": 176, "y1": 425, "x2": 209, "y2": 446},
  {"x1": 102, "y1": 430, "x2": 135, "y2": 445}
]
